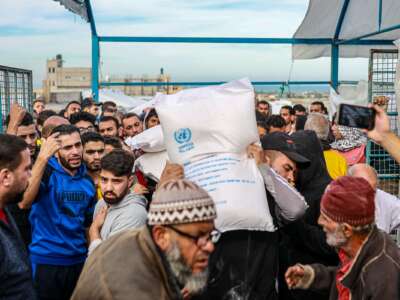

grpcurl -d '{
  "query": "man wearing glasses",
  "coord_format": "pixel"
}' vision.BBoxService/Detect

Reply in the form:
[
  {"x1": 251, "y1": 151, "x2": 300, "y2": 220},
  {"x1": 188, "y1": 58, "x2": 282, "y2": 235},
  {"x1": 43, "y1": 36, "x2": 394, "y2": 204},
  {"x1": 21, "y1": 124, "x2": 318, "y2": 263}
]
[
  {"x1": 70, "y1": 112, "x2": 97, "y2": 134},
  {"x1": 72, "y1": 179, "x2": 218, "y2": 300}
]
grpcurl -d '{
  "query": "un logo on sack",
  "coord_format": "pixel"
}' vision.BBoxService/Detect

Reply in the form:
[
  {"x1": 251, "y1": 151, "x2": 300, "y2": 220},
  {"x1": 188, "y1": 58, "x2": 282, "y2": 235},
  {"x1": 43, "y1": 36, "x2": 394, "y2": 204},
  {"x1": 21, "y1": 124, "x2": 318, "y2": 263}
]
[{"x1": 174, "y1": 128, "x2": 192, "y2": 144}]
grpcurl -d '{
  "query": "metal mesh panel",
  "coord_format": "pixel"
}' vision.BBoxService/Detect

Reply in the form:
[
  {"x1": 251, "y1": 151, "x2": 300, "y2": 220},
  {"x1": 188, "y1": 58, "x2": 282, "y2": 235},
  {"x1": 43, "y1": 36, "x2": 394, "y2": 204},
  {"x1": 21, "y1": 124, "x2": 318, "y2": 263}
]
[
  {"x1": 368, "y1": 50, "x2": 400, "y2": 244},
  {"x1": 0, "y1": 65, "x2": 33, "y2": 132},
  {"x1": 368, "y1": 50, "x2": 400, "y2": 195}
]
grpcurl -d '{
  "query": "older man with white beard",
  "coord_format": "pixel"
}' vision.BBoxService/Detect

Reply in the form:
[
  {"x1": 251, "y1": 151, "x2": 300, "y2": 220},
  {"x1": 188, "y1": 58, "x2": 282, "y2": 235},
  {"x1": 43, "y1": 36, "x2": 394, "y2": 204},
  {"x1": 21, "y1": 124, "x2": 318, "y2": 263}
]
[
  {"x1": 72, "y1": 179, "x2": 218, "y2": 300},
  {"x1": 347, "y1": 163, "x2": 400, "y2": 233},
  {"x1": 285, "y1": 176, "x2": 400, "y2": 300}
]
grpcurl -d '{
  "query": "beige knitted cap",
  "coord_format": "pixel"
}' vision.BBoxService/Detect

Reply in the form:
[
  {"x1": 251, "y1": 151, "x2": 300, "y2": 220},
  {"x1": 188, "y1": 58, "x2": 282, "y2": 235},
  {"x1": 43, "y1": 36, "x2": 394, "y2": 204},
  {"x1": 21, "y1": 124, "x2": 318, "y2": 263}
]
[{"x1": 148, "y1": 179, "x2": 217, "y2": 225}]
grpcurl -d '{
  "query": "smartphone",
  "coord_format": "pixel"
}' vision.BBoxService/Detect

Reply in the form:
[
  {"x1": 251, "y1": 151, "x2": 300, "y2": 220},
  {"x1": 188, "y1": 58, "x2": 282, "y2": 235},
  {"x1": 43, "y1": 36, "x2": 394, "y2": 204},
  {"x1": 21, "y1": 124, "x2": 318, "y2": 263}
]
[{"x1": 336, "y1": 103, "x2": 375, "y2": 130}]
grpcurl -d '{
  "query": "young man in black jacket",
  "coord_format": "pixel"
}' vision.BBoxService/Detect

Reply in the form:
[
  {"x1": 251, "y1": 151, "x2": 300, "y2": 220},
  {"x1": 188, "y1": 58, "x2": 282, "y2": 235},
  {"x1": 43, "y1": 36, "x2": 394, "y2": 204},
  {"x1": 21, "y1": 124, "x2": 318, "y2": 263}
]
[
  {"x1": 280, "y1": 130, "x2": 339, "y2": 300},
  {"x1": 202, "y1": 135, "x2": 310, "y2": 300},
  {"x1": 0, "y1": 134, "x2": 36, "y2": 300}
]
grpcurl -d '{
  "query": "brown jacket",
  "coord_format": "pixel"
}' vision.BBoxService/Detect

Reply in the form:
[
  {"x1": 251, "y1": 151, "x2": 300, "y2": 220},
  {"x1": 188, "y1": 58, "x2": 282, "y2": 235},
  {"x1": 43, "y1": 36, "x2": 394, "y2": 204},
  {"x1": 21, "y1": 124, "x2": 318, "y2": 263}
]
[
  {"x1": 297, "y1": 226, "x2": 400, "y2": 300},
  {"x1": 71, "y1": 226, "x2": 183, "y2": 300}
]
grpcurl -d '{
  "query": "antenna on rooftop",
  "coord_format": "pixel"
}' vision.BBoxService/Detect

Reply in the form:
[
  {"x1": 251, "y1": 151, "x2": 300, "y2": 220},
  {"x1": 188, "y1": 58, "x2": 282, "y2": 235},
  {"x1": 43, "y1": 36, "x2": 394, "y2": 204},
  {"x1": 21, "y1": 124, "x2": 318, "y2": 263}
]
[{"x1": 56, "y1": 54, "x2": 64, "y2": 68}]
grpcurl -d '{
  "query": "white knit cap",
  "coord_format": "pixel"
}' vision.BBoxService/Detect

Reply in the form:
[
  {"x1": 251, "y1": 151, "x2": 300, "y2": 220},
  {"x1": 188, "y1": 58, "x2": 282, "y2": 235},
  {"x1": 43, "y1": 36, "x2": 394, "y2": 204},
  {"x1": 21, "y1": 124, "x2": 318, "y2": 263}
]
[{"x1": 148, "y1": 179, "x2": 217, "y2": 225}]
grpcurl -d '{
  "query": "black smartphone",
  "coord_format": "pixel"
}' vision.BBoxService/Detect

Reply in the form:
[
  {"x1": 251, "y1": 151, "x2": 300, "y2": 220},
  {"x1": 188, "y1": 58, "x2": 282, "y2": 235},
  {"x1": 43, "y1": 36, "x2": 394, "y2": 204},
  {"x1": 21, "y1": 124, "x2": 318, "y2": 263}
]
[{"x1": 336, "y1": 103, "x2": 375, "y2": 130}]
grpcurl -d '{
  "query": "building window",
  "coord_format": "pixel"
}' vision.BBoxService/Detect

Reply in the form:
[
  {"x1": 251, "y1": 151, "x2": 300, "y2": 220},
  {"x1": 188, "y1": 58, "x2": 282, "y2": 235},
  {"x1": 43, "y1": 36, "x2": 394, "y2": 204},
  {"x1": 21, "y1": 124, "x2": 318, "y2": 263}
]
[
  {"x1": 48, "y1": 68, "x2": 51, "y2": 73},
  {"x1": 52, "y1": 68, "x2": 55, "y2": 73},
  {"x1": 65, "y1": 76, "x2": 71, "y2": 79},
  {"x1": 52, "y1": 81, "x2": 55, "y2": 86},
  {"x1": 82, "y1": 77, "x2": 86, "y2": 80}
]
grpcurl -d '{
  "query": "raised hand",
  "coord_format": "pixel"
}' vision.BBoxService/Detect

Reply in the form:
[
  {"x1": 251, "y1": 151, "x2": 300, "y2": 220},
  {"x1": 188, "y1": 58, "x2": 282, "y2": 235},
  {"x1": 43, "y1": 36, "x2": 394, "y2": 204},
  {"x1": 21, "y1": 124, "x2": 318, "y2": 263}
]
[
  {"x1": 364, "y1": 104, "x2": 391, "y2": 144},
  {"x1": 285, "y1": 265, "x2": 306, "y2": 289},
  {"x1": 38, "y1": 132, "x2": 61, "y2": 161},
  {"x1": 92, "y1": 206, "x2": 108, "y2": 230},
  {"x1": 159, "y1": 161, "x2": 184, "y2": 184},
  {"x1": 132, "y1": 183, "x2": 149, "y2": 195},
  {"x1": 6, "y1": 103, "x2": 26, "y2": 134},
  {"x1": 89, "y1": 206, "x2": 108, "y2": 243},
  {"x1": 181, "y1": 287, "x2": 191, "y2": 300},
  {"x1": 247, "y1": 143, "x2": 269, "y2": 165}
]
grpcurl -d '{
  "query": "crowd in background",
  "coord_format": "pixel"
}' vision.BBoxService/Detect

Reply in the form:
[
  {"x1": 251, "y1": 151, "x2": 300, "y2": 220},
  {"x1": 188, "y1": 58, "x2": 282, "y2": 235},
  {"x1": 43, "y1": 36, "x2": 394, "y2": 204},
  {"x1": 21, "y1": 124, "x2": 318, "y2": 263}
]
[{"x1": 1, "y1": 93, "x2": 400, "y2": 300}]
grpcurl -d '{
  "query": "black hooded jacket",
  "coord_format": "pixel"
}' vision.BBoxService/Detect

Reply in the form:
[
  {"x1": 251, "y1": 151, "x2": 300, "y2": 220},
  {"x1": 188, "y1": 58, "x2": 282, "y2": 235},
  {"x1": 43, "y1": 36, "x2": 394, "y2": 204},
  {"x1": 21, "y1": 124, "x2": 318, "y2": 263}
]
[
  {"x1": 292, "y1": 130, "x2": 332, "y2": 225},
  {"x1": 278, "y1": 130, "x2": 338, "y2": 300}
]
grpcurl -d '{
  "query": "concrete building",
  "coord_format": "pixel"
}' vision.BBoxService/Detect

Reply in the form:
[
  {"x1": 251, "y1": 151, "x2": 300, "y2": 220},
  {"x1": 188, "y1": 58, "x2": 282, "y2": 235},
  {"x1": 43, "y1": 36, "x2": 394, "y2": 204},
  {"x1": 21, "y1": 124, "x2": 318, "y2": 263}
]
[
  {"x1": 42, "y1": 54, "x2": 91, "y2": 103},
  {"x1": 106, "y1": 68, "x2": 183, "y2": 96},
  {"x1": 42, "y1": 55, "x2": 181, "y2": 102}
]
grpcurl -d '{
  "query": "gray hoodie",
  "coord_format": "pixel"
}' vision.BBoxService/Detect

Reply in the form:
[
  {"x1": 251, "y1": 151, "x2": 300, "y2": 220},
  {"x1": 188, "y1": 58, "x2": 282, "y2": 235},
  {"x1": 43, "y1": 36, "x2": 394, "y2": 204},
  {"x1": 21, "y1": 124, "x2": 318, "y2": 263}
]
[{"x1": 89, "y1": 193, "x2": 147, "y2": 254}]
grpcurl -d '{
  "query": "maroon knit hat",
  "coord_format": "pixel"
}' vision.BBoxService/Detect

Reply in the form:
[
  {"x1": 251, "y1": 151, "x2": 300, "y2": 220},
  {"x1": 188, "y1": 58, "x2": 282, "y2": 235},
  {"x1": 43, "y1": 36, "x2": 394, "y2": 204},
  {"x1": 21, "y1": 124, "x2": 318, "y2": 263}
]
[{"x1": 321, "y1": 176, "x2": 375, "y2": 226}]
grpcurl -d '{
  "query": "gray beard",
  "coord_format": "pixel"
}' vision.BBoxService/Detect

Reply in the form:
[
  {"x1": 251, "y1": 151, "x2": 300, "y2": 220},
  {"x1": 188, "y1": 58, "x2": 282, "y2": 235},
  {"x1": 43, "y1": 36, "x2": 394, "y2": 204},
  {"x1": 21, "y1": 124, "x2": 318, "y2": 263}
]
[
  {"x1": 326, "y1": 226, "x2": 348, "y2": 248},
  {"x1": 165, "y1": 241, "x2": 208, "y2": 295}
]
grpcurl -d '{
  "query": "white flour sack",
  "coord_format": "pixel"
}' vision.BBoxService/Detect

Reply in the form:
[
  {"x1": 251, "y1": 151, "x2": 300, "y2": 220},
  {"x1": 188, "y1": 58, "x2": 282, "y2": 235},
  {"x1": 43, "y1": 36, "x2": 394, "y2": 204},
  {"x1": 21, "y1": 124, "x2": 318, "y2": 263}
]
[
  {"x1": 155, "y1": 79, "x2": 275, "y2": 232},
  {"x1": 154, "y1": 78, "x2": 259, "y2": 163},
  {"x1": 125, "y1": 125, "x2": 165, "y2": 153},
  {"x1": 135, "y1": 151, "x2": 169, "y2": 181},
  {"x1": 184, "y1": 153, "x2": 275, "y2": 232},
  {"x1": 126, "y1": 126, "x2": 168, "y2": 181}
]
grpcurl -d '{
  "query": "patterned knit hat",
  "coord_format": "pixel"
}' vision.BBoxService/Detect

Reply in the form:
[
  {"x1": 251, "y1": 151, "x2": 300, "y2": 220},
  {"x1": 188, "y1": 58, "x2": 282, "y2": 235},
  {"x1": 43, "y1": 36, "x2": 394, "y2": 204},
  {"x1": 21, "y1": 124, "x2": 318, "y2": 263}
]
[
  {"x1": 148, "y1": 179, "x2": 217, "y2": 225},
  {"x1": 321, "y1": 176, "x2": 375, "y2": 226}
]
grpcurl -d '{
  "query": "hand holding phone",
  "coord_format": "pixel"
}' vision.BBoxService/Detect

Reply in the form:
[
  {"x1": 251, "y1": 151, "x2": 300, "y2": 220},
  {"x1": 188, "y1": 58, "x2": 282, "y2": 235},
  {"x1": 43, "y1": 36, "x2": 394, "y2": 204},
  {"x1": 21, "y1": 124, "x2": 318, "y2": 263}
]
[
  {"x1": 364, "y1": 104, "x2": 390, "y2": 143},
  {"x1": 336, "y1": 103, "x2": 375, "y2": 130},
  {"x1": 372, "y1": 96, "x2": 389, "y2": 108}
]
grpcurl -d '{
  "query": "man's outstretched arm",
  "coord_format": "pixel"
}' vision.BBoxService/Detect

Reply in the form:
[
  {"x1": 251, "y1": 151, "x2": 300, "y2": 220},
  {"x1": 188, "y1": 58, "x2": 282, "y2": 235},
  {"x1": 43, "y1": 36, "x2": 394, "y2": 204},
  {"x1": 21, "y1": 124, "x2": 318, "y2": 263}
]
[
  {"x1": 18, "y1": 133, "x2": 61, "y2": 209},
  {"x1": 366, "y1": 104, "x2": 400, "y2": 164}
]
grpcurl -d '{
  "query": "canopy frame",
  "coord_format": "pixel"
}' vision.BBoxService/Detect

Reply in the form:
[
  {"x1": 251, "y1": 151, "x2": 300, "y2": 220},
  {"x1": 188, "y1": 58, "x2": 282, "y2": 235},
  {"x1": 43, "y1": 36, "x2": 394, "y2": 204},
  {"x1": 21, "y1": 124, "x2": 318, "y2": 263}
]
[{"x1": 55, "y1": 0, "x2": 400, "y2": 100}]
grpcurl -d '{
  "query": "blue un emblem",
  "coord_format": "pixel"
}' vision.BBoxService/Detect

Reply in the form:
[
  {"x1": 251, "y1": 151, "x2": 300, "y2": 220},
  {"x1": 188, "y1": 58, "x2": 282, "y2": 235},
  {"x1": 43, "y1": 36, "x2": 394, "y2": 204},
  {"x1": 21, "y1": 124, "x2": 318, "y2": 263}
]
[{"x1": 174, "y1": 128, "x2": 192, "y2": 144}]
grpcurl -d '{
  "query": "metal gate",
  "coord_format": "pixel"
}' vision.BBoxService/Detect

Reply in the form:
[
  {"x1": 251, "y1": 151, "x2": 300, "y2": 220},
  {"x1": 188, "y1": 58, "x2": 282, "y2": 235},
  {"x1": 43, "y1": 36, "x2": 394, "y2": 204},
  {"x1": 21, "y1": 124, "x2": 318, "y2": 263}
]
[
  {"x1": 368, "y1": 49, "x2": 400, "y2": 244},
  {"x1": 0, "y1": 65, "x2": 33, "y2": 132},
  {"x1": 368, "y1": 50, "x2": 400, "y2": 195}
]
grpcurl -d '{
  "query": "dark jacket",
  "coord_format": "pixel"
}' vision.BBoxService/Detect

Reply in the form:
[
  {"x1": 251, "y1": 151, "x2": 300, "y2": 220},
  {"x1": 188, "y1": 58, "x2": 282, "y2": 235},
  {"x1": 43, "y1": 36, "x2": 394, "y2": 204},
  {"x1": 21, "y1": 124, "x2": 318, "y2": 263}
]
[
  {"x1": 291, "y1": 130, "x2": 332, "y2": 225},
  {"x1": 0, "y1": 207, "x2": 36, "y2": 300},
  {"x1": 284, "y1": 131, "x2": 336, "y2": 265},
  {"x1": 199, "y1": 164, "x2": 307, "y2": 300},
  {"x1": 279, "y1": 130, "x2": 338, "y2": 300},
  {"x1": 72, "y1": 226, "x2": 183, "y2": 300},
  {"x1": 6, "y1": 203, "x2": 31, "y2": 248},
  {"x1": 300, "y1": 226, "x2": 400, "y2": 300}
]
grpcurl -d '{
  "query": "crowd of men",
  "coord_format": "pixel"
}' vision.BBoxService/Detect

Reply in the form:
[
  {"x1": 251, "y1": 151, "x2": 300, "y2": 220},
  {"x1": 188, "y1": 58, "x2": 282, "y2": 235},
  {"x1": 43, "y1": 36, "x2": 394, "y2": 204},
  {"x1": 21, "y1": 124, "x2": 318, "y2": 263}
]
[{"x1": 1, "y1": 95, "x2": 400, "y2": 300}]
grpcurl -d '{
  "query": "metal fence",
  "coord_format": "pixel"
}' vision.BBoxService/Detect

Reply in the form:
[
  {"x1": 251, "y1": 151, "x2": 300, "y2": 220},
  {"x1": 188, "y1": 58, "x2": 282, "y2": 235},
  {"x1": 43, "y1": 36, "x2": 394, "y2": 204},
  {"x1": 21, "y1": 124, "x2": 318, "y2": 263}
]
[
  {"x1": 0, "y1": 65, "x2": 33, "y2": 132},
  {"x1": 367, "y1": 49, "x2": 400, "y2": 244}
]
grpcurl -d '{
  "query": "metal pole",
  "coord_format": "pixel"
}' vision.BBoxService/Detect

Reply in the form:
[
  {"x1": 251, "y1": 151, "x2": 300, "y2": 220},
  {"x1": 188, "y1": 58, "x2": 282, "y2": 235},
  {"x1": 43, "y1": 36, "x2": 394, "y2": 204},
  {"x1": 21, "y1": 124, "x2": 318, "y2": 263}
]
[
  {"x1": 0, "y1": 71, "x2": 3, "y2": 132},
  {"x1": 331, "y1": 44, "x2": 339, "y2": 90},
  {"x1": 28, "y1": 71, "x2": 33, "y2": 111},
  {"x1": 85, "y1": 0, "x2": 99, "y2": 102},
  {"x1": 99, "y1": 80, "x2": 336, "y2": 87},
  {"x1": 91, "y1": 35, "x2": 99, "y2": 102},
  {"x1": 378, "y1": 0, "x2": 383, "y2": 31},
  {"x1": 99, "y1": 36, "x2": 333, "y2": 44},
  {"x1": 338, "y1": 23, "x2": 400, "y2": 45}
]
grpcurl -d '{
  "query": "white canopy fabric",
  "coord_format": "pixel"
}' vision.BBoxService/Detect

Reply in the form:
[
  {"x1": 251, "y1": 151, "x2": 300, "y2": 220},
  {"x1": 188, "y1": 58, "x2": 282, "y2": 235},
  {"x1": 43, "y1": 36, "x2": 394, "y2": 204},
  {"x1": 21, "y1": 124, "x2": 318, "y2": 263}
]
[
  {"x1": 53, "y1": 0, "x2": 88, "y2": 22},
  {"x1": 293, "y1": 0, "x2": 400, "y2": 59},
  {"x1": 82, "y1": 89, "x2": 150, "y2": 111}
]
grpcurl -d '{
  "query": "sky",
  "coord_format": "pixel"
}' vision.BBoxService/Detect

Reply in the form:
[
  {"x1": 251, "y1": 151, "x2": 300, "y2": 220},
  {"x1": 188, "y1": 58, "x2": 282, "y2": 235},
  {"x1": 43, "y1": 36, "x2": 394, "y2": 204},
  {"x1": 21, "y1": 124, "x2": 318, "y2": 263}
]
[{"x1": 0, "y1": 0, "x2": 369, "y2": 88}]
